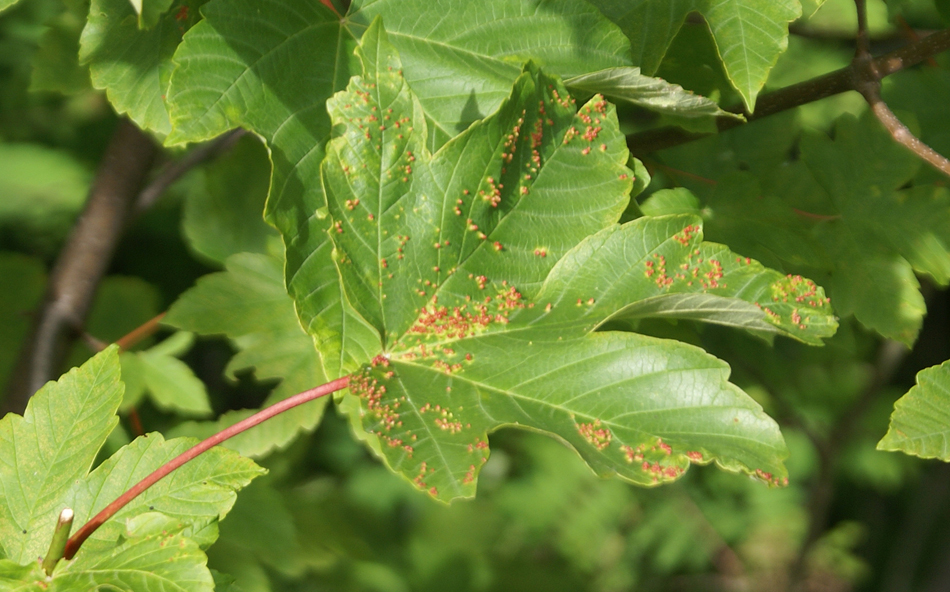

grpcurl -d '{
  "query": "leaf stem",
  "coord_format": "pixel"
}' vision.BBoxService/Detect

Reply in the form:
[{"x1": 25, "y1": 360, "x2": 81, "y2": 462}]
[
  {"x1": 115, "y1": 312, "x2": 167, "y2": 351},
  {"x1": 42, "y1": 508, "x2": 74, "y2": 576},
  {"x1": 62, "y1": 375, "x2": 351, "y2": 560}
]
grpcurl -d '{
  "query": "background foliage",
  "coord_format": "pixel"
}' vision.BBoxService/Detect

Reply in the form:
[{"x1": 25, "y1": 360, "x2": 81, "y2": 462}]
[{"x1": 2, "y1": 0, "x2": 950, "y2": 591}]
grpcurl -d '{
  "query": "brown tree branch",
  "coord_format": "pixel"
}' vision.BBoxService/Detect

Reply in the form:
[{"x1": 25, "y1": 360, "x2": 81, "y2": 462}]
[
  {"x1": 2, "y1": 119, "x2": 158, "y2": 416},
  {"x1": 852, "y1": 0, "x2": 950, "y2": 179},
  {"x1": 2, "y1": 125, "x2": 248, "y2": 416},
  {"x1": 134, "y1": 129, "x2": 246, "y2": 216},
  {"x1": 627, "y1": 27, "x2": 950, "y2": 156}
]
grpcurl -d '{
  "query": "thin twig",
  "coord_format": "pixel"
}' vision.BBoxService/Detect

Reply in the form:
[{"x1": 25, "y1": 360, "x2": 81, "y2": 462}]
[
  {"x1": 134, "y1": 129, "x2": 246, "y2": 216},
  {"x1": 63, "y1": 375, "x2": 350, "y2": 560},
  {"x1": 115, "y1": 312, "x2": 168, "y2": 351},
  {"x1": 852, "y1": 1, "x2": 950, "y2": 182},
  {"x1": 627, "y1": 28, "x2": 950, "y2": 156}
]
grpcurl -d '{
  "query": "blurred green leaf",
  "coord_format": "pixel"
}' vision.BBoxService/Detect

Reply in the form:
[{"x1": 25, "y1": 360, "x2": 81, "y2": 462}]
[
  {"x1": 30, "y1": 0, "x2": 91, "y2": 94},
  {"x1": 164, "y1": 253, "x2": 327, "y2": 458},
  {"x1": 182, "y1": 134, "x2": 276, "y2": 265},
  {"x1": 801, "y1": 112, "x2": 950, "y2": 344},
  {"x1": 0, "y1": 253, "x2": 45, "y2": 389},
  {"x1": 0, "y1": 142, "x2": 90, "y2": 254}
]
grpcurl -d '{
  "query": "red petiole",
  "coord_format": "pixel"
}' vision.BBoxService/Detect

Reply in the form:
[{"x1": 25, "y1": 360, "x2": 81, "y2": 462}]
[{"x1": 63, "y1": 375, "x2": 351, "y2": 560}]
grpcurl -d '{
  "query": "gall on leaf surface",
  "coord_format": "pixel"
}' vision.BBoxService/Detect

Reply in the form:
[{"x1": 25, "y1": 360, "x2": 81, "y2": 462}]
[
  {"x1": 308, "y1": 20, "x2": 834, "y2": 502},
  {"x1": 878, "y1": 359, "x2": 950, "y2": 461}
]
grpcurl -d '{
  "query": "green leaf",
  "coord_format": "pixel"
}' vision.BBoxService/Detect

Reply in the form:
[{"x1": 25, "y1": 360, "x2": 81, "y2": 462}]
[
  {"x1": 701, "y1": 0, "x2": 801, "y2": 111},
  {"x1": 50, "y1": 530, "x2": 213, "y2": 592},
  {"x1": 801, "y1": 112, "x2": 950, "y2": 345},
  {"x1": 166, "y1": 1, "x2": 633, "y2": 377},
  {"x1": 0, "y1": 346, "x2": 262, "y2": 585},
  {"x1": 321, "y1": 22, "x2": 631, "y2": 358},
  {"x1": 79, "y1": 0, "x2": 204, "y2": 135},
  {"x1": 181, "y1": 135, "x2": 277, "y2": 264},
  {"x1": 586, "y1": 0, "x2": 801, "y2": 111},
  {"x1": 129, "y1": 333, "x2": 212, "y2": 417},
  {"x1": 585, "y1": 0, "x2": 695, "y2": 75},
  {"x1": 0, "y1": 559, "x2": 44, "y2": 591},
  {"x1": 347, "y1": 0, "x2": 633, "y2": 148},
  {"x1": 0, "y1": 347, "x2": 123, "y2": 564},
  {"x1": 0, "y1": 142, "x2": 91, "y2": 255},
  {"x1": 538, "y1": 216, "x2": 837, "y2": 345},
  {"x1": 878, "y1": 360, "x2": 950, "y2": 460},
  {"x1": 164, "y1": 253, "x2": 329, "y2": 457},
  {"x1": 67, "y1": 432, "x2": 263, "y2": 552},
  {"x1": 30, "y1": 0, "x2": 92, "y2": 94},
  {"x1": 0, "y1": 0, "x2": 20, "y2": 14},
  {"x1": 565, "y1": 67, "x2": 743, "y2": 125},
  {"x1": 310, "y1": 24, "x2": 812, "y2": 501}
]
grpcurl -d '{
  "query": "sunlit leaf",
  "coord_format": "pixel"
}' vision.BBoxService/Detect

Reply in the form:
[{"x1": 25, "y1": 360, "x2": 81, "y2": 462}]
[
  {"x1": 878, "y1": 360, "x2": 950, "y2": 460},
  {"x1": 298, "y1": 21, "x2": 830, "y2": 501},
  {"x1": 0, "y1": 347, "x2": 122, "y2": 563},
  {"x1": 586, "y1": 0, "x2": 801, "y2": 111}
]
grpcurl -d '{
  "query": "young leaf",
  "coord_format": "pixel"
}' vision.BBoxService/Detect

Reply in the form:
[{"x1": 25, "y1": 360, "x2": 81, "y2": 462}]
[
  {"x1": 0, "y1": 347, "x2": 123, "y2": 563},
  {"x1": 50, "y1": 530, "x2": 213, "y2": 592},
  {"x1": 164, "y1": 253, "x2": 329, "y2": 457},
  {"x1": 878, "y1": 360, "x2": 950, "y2": 461},
  {"x1": 307, "y1": 21, "x2": 827, "y2": 502},
  {"x1": 67, "y1": 432, "x2": 263, "y2": 552},
  {"x1": 0, "y1": 347, "x2": 262, "y2": 572}
]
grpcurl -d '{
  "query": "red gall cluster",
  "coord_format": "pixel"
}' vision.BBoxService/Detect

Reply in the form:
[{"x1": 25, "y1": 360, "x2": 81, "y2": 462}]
[
  {"x1": 755, "y1": 468, "x2": 788, "y2": 487},
  {"x1": 577, "y1": 419, "x2": 612, "y2": 450},
  {"x1": 771, "y1": 274, "x2": 830, "y2": 308}
]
